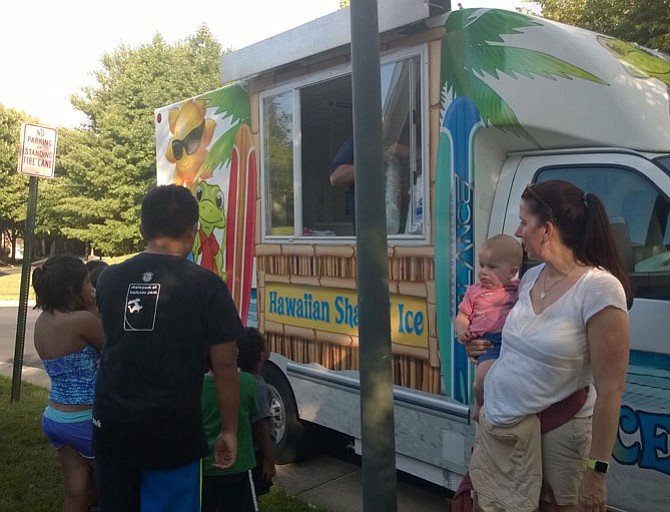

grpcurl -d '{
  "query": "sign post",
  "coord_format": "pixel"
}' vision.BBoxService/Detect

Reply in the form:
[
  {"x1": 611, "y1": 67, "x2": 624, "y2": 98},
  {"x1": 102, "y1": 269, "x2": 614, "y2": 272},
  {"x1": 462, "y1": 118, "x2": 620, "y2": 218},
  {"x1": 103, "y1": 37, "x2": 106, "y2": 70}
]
[{"x1": 11, "y1": 123, "x2": 57, "y2": 402}]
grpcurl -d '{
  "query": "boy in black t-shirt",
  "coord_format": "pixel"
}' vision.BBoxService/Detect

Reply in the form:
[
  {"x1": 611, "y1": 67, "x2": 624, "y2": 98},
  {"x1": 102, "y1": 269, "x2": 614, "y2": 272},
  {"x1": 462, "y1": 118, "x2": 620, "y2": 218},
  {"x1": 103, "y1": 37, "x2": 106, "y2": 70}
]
[{"x1": 92, "y1": 185, "x2": 245, "y2": 512}]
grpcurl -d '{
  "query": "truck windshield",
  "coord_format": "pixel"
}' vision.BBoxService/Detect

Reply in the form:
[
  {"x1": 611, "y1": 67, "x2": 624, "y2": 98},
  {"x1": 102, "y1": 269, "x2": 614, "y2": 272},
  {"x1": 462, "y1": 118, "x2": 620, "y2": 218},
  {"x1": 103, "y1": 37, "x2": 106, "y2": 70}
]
[{"x1": 653, "y1": 155, "x2": 670, "y2": 176}]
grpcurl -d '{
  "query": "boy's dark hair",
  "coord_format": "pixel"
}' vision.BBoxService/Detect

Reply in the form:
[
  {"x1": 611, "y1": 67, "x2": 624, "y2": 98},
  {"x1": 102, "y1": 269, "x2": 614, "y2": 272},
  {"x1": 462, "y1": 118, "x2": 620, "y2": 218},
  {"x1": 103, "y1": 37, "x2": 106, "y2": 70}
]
[
  {"x1": 32, "y1": 254, "x2": 88, "y2": 312},
  {"x1": 237, "y1": 327, "x2": 267, "y2": 373},
  {"x1": 140, "y1": 185, "x2": 199, "y2": 241},
  {"x1": 85, "y1": 259, "x2": 109, "y2": 288}
]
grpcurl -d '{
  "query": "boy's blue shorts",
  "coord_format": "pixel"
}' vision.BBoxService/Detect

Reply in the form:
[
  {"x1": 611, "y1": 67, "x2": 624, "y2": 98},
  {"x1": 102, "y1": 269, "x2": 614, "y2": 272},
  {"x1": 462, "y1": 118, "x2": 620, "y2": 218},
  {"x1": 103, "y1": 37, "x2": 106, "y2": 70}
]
[
  {"x1": 476, "y1": 331, "x2": 502, "y2": 363},
  {"x1": 97, "y1": 459, "x2": 202, "y2": 512}
]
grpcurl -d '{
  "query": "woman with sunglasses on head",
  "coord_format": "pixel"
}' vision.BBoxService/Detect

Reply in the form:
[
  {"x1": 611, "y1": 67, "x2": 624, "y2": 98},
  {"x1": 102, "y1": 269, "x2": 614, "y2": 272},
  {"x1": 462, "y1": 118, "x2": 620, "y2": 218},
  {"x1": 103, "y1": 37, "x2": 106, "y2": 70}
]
[
  {"x1": 466, "y1": 180, "x2": 630, "y2": 512},
  {"x1": 32, "y1": 255, "x2": 105, "y2": 512}
]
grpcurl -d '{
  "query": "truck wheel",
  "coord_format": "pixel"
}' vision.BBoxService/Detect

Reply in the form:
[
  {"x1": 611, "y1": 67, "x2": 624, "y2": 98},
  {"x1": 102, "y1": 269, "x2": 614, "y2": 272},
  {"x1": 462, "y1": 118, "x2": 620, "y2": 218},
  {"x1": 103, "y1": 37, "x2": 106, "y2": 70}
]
[{"x1": 262, "y1": 362, "x2": 314, "y2": 464}]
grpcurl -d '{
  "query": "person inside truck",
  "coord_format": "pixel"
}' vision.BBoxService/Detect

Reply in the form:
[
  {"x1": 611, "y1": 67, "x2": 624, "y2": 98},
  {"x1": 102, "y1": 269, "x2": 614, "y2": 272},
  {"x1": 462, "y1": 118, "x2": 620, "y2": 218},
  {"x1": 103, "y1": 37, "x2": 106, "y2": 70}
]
[
  {"x1": 328, "y1": 136, "x2": 356, "y2": 232},
  {"x1": 466, "y1": 180, "x2": 630, "y2": 512},
  {"x1": 328, "y1": 136, "x2": 411, "y2": 234},
  {"x1": 455, "y1": 234, "x2": 522, "y2": 422}
]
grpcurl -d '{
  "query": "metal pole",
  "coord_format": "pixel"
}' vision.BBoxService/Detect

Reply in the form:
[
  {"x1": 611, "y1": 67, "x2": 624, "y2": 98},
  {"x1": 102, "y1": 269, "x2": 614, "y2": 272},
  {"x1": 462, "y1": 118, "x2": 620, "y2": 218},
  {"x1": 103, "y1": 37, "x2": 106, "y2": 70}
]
[
  {"x1": 11, "y1": 176, "x2": 39, "y2": 402},
  {"x1": 350, "y1": 1, "x2": 398, "y2": 511}
]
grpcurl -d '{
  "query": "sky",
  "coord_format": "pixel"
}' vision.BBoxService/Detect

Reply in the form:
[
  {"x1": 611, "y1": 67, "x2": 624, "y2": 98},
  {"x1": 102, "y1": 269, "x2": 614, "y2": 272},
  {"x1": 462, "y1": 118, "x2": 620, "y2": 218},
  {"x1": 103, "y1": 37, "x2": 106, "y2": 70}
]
[{"x1": 1, "y1": 0, "x2": 535, "y2": 128}]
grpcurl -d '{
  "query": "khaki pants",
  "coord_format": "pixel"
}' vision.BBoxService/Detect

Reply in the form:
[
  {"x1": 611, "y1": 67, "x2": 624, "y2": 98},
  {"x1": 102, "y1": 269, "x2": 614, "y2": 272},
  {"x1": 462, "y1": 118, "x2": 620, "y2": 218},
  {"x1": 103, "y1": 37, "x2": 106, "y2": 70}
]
[
  {"x1": 470, "y1": 407, "x2": 542, "y2": 512},
  {"x1": 540, "y1": 416, "x2": 592, "y2": 506}
]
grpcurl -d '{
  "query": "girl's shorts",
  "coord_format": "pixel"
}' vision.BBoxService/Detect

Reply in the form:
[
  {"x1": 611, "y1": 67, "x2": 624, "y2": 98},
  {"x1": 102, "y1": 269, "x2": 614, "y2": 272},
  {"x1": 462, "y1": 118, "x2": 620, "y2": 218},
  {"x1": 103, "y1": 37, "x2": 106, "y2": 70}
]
[{"x1": 42, "y1": 406, "x2": 94, "y2": 459}]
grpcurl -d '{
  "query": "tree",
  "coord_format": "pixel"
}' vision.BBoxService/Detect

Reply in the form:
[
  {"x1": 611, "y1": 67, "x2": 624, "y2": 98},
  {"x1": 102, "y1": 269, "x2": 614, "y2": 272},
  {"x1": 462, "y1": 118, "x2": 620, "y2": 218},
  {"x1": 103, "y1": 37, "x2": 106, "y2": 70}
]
[
  {"x1": 41, "y1": 127, "x2": 111, "y2": 255},
  {"x1": 537, "y1": 0, "x2": 670, "y2": 54},
  {"x1": 63, "y1": 25, "x2": 223, "y2": 255},
  {"x1": 0, "y1": 104, "x2": 32, "y2": 261}
]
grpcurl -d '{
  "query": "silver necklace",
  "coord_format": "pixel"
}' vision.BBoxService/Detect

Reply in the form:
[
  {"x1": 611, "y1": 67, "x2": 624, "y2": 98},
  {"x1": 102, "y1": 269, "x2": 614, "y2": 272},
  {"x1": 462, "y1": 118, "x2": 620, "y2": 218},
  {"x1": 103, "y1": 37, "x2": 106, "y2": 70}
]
[{"x1": 540, "y1": 268, "x2": 572, "y2": 299}]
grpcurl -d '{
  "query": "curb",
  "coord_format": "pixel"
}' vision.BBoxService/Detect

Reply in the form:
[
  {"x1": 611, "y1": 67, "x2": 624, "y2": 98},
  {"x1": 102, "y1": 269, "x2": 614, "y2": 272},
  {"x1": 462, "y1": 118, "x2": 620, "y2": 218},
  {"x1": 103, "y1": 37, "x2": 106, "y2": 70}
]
[
  {"x1": 0, "y1": 300, "x2": 36, "y2": 308},
  {"x1": 0, "y1": 361, "x2": 50, "y2": 390}
]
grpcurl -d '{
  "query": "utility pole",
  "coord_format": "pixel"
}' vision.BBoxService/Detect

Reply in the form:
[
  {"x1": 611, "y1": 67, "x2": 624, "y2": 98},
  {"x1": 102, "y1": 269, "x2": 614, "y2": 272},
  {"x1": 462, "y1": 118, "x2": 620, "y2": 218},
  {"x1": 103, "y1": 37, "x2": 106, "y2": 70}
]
[{"x1": 350, "y1": 1, "x2": 398, "y2": 510}]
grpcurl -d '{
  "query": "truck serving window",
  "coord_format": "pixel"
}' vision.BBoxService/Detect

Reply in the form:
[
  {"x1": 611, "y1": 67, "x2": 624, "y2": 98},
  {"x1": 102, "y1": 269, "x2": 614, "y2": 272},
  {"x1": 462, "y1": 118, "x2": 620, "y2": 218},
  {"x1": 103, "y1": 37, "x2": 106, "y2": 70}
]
[
  {"x1": 536, "y1": 166, "x2": 670, "y2": 300},
  {"x1": 261, "y1": 50, "x2": 426, "y2": 241},
  {"x1": 262, "y1": 90, "x2": 295, "y2": 236}
]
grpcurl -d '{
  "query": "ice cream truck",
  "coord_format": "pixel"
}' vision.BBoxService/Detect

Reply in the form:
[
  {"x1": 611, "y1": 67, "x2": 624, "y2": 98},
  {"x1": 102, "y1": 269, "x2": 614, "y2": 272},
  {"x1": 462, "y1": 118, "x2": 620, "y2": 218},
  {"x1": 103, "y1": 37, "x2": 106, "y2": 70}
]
[{"x1": 155, "y1": 2, "x2": 670, "y2": 509}]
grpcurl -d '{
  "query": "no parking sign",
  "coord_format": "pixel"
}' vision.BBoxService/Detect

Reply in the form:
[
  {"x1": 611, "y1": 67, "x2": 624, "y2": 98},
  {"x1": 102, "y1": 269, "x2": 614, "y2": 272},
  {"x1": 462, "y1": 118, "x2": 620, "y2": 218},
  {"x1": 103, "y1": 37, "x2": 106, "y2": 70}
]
[{"x1": 17, "y1": 123, "x2": 58, "y2": 178}]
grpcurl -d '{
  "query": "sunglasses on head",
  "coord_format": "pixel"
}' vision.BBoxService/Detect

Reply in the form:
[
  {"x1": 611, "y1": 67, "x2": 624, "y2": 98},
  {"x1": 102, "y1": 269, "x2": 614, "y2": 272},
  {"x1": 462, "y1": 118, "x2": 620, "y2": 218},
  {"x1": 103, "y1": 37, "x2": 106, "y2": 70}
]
[
  {"x1": 522, "y1": 183, "x2": 557, "y2": 223},
  {"x1": 171, "y1": 120, "x2": 205, "y2": 160}
]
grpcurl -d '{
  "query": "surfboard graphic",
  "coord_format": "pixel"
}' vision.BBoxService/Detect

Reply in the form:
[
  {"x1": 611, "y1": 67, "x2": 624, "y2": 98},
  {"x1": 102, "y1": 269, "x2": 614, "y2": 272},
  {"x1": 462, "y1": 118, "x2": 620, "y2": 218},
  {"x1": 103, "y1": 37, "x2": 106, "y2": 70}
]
[
  {"x1": 226, "y1": 124, "x2": 257, "y2": 324},
  {"x1": 435, "y1": 95, "x2": 482, "y2": 404}
]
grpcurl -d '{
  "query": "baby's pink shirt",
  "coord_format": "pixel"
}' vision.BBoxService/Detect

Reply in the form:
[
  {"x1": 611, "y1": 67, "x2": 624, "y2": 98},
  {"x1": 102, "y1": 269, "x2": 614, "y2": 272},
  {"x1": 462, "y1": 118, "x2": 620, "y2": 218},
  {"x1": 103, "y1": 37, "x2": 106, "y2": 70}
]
[{"x1": 458, "y1": 281, "x2": 519, "y2": 336}]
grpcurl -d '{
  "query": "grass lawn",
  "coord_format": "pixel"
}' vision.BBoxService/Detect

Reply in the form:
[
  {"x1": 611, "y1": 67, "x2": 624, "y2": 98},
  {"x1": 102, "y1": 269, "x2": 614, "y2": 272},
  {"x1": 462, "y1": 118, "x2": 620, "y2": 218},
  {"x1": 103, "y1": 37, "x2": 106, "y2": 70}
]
[
  {"x1": 0, "y1": 376, "x2": 62, "y2": 511},
  {"x1": 0, "y1": 376, "x2": 326, "y2": 512},
  {"x1": 0, "y1": 271, "x2": 33, "y2": 301},
  {"x1": 0, "y1": 254, "x2": 137, "y2": 301}
]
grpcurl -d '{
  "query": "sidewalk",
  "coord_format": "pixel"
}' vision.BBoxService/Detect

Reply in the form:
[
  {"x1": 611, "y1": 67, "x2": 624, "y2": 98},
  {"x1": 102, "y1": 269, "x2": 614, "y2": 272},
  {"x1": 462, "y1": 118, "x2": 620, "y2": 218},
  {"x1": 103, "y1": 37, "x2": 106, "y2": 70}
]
[
  {"x1": 275, "y1": 454, "x2": 452, "y2": 512},
  {"x1": 0, "y1": 361, "x2": 50, "y2": 389}
]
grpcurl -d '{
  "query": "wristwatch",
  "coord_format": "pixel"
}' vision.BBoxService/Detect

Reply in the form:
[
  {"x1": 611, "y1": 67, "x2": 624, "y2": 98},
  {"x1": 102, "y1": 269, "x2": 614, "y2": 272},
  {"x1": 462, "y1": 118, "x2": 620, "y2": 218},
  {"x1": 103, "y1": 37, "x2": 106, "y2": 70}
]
[{"x1": 586, "y1": 459, "x2": 610, "y2": 474}]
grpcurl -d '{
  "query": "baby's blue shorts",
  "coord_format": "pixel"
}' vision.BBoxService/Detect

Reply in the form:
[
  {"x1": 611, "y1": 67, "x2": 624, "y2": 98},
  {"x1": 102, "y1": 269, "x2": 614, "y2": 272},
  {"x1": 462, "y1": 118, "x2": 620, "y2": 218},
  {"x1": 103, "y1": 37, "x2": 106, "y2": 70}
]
[{"x1": 476, "y1": 331, "x2": 502, "y2": 363}]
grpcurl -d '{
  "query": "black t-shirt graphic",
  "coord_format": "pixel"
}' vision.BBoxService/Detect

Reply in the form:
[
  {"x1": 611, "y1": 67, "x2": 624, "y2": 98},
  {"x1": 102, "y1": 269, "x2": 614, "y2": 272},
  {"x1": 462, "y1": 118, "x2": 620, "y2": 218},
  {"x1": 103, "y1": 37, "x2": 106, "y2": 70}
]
[{"x1": 124, "y1": 283, "x2": 160, "y2": 331}]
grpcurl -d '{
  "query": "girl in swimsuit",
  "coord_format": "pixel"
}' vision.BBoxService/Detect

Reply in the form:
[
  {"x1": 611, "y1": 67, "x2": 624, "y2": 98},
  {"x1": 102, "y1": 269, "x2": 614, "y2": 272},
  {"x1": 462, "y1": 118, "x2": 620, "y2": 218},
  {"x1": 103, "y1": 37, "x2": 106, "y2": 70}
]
[{"x1": 33, "y1": 255, "x2": 104, "y2": 512}]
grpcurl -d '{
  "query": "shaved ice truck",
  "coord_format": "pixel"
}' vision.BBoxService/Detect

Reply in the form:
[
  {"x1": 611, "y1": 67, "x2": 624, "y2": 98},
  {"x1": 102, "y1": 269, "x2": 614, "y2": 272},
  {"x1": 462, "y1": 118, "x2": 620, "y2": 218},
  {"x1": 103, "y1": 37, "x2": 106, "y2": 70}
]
[{"x1": 155, "y1": 2, "x2": 670, "y2": 509}]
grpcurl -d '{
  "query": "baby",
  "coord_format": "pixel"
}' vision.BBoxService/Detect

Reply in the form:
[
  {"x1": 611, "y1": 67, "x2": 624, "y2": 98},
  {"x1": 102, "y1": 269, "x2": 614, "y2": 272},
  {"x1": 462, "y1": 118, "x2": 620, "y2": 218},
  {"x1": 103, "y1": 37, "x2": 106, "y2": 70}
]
[{"x1": 455, "y1": 234, "x2": 523, "y2": 421}]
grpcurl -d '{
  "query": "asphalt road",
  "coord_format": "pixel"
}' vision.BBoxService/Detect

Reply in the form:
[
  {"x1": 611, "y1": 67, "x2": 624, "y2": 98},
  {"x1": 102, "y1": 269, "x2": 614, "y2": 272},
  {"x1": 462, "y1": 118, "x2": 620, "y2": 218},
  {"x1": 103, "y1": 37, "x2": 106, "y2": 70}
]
[{"x1": 0, "y1": 305, "x2": 41, "y2": 370}]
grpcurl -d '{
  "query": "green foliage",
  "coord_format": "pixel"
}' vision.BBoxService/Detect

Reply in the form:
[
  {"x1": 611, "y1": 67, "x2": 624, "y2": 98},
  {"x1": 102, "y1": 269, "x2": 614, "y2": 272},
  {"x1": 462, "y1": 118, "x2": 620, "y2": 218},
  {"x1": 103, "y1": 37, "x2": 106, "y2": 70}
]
[
  {"x1": 538, "y1": 0, "x2": 670, "y2": 54},
  {"x1": 260, "y1": 486, "x2": 330, "y2": 511},
  {"x1": 0, "y1": 377, "x2": 62, "y2": 511},
  {"x1": 200, "y1": 84, "x2": 252, "y2": 174},
  {"x1": 0, "y1": 105, "x2": 33, "y2": 260}
]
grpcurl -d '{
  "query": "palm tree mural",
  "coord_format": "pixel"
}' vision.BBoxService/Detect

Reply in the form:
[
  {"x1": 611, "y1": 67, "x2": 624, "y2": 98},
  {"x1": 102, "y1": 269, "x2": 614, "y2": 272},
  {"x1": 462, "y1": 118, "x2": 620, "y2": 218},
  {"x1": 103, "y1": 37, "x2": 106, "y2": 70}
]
[
  {"x1": 441, "y1": 9, "x2": 608, "y2": 145},
  {"x1": 195, "y1": 83, "x2": 252, "y2": 181}
]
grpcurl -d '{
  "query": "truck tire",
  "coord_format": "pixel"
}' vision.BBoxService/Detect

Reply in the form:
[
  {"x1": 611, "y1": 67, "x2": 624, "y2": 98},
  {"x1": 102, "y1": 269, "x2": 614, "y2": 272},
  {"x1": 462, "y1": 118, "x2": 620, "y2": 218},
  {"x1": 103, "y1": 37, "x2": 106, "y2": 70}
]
[{"x1": 262, "y1": 362, "x2": 314, "y2": 464}]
